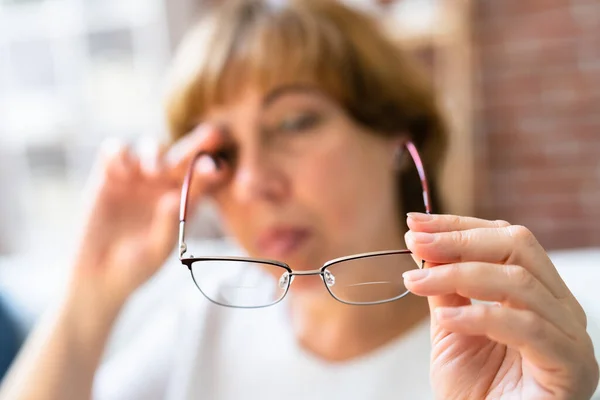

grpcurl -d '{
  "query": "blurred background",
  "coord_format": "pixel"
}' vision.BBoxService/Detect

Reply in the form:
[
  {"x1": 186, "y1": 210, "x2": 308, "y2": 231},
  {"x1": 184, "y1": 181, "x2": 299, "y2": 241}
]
[{"x1": 0, "y1": 0, "x2": 599, "y2": 388}]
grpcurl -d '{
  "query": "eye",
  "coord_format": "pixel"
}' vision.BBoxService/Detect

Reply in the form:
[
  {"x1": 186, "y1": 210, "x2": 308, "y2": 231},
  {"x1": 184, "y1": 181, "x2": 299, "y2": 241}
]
[
  {"x1": 211, "y1": 147, "x2": 237, "y2": 170},
  {"x1": 277, "y1": 112, "x2": 321, "y2": 133}
]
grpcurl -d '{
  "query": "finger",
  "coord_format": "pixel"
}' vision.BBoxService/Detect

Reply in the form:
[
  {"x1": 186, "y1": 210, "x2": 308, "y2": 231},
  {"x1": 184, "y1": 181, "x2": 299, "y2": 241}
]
[
  {"x1": 175, "y1": 151, "x2": 231, "y2": 225},
  {"x1": 407, "y1": 213, "x2": 510, "y2": 233},
  {"x1": 404, "y1": 262, "x2": 581, "y2": 336},
  {"x1": 135, "y1": 137, "x2": 166, "y2": 177},
  {"x1": 405, "y1": 253, "x2": 471, "y2": 318},
  {"x1": 124, "y1": 144, "x2": 142, "y2": 180},
  {"x1": 101, "y1": 138, "x2": 137, "y2": 181},
  {"x1": 163, "y1": 125, "x2": 226, "y2": 178},
  {"x1": 406, "y1": 226, "x2": 587, "y2": 327},
  {"x1": 148, "y1": 191, "x2": 180, "y2": 263},
  {"x1": 434, "y1": 304, "x2": 583, "y2": 372},
  {"x1": 405, "y1": 226, "x2": 571, "y2": 301}
]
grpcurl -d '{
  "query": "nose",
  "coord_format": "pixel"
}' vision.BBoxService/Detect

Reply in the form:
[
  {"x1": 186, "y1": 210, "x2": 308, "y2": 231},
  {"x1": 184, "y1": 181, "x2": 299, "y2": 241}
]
[{"x1": 232, "y1": 149, "x2": 290, "y2": 204}]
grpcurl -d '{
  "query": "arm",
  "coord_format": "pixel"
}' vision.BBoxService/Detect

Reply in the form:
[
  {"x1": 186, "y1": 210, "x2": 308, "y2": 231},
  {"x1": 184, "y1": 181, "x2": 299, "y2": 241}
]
[{"x1": 0, "y1": 284, "x2": 123, "y2": 400}]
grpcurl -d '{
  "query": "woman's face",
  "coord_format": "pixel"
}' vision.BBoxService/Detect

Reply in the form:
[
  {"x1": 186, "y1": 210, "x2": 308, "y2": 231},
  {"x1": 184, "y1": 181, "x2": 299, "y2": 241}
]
[{"x1": 204, "y1": 85, "x2": 405, "y2": 279}]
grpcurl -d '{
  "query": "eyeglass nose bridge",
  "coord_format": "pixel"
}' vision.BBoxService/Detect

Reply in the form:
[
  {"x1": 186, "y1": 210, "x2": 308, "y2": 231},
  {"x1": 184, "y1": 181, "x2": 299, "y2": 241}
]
[
  {"x1": 281, "y1": 269, "x2": 336, "y2": 289},
  {"x1": 288, "y1": 269, "x2": 323, "y2": 277}
]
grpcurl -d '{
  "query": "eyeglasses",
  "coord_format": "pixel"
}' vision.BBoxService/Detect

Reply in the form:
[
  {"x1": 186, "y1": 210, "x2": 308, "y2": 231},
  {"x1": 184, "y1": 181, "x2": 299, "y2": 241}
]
[{"x1": 178, "y1": 141, "x2": 431, "y2": 308}]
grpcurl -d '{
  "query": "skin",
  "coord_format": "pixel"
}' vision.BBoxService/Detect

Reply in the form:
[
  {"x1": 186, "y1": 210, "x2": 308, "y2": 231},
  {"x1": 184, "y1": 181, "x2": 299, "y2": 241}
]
[
  {"x1": 0, "y1": 86, "x2": 597, "y2": 400},
  {"x1": 205, "y1": 86, "x2": 404, "y2": 272},
  {"x1": 404, "y1": 214, "x2": 599, "y2": 399}
]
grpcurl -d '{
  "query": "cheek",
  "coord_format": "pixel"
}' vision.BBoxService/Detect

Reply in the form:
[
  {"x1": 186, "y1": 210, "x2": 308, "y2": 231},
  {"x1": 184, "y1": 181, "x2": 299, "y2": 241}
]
[
  {"x1": 295, "y1": 145, "x2": 384, "y2": 237},
  {"x1": 208, "y1": 190, "x2": 253, "y2": 242}
]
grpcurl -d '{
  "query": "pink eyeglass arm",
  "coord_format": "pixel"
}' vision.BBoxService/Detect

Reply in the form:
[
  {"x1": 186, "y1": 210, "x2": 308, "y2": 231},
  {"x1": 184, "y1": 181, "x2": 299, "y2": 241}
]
[
  {"x1": 179, "y1": 151, "x2": 209, "y2": 223},
  {"x1": 405, "y1": 141, "x2": 432, "y2": 214},
  {"x1": 178, "y1": 151, "x2": 211, "y2": 257}
]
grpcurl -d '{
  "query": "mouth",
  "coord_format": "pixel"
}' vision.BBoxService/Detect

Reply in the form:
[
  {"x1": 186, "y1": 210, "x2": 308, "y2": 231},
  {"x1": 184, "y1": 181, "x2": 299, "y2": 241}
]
[{"x1": 256, "y1": 226, "x2": 312, "y2": 260}]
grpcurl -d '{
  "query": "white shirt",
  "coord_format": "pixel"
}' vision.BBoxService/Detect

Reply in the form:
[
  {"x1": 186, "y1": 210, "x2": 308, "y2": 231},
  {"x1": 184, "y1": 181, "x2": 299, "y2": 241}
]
[
  {"x1": 93, "y1": 244, "x2": 434, "y2": 400},
  {"x1": 90, "y1": 241, "x2": 600, "y2": 399}
]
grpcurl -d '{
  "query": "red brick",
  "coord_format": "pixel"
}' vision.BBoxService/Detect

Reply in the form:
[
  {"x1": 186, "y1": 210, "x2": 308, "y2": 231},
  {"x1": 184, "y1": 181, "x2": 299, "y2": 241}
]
[
  {"x1": 473, "y1": 0, "x2": 599, "y2": 250},
  {"x1": 508, "y1": 10, "x2": 580, "y2": 44},
  {"x1": 480, "y1": 72, "x2": 542, "y2": 107},
  {"x1": 476, "y1": 0, "x2": 571, "y2": 21},
  {"x1": 578, "y1": 35, "x2": 600, "y2": 70},
  {"x1": 570, "y1": 3, "x2": 600, "y2": 33}
]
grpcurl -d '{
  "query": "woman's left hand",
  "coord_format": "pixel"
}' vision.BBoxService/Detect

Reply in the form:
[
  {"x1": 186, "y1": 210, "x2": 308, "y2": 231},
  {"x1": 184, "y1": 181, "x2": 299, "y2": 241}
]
[{"x1": 403, "y1": 213, "x2": 599, "y2": 400}]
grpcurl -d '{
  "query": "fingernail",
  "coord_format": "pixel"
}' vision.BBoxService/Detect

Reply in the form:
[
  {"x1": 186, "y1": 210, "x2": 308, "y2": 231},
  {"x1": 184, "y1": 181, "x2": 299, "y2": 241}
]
[
  {"x1": 407, "y1": 212, "x2": 432, "y2": 222},
  {"x1": 402, "y1": 269, "x2": 429, "y2": 281},
  {"x1": 435, "y1": 307, "x2": 461, "y2": 319},
  {"x1": 410, "y1": 232, "x2": 435, "y2": 244}
]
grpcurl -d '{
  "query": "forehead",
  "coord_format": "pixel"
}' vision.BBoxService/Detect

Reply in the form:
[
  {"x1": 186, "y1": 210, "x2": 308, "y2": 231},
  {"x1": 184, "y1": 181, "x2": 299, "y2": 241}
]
[
  {"x1": 201, "y1": 86, "x2": 263, "y2": 124},
  {"x1": 202, "y1": 83, "x2": 331, "y2": 123}
]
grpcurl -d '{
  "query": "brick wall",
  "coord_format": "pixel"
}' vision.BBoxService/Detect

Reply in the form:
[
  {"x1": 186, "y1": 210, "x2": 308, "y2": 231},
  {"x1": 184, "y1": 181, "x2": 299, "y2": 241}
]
[{"x1": 473, "y1": 0, "x2": 600, "y2": 250}]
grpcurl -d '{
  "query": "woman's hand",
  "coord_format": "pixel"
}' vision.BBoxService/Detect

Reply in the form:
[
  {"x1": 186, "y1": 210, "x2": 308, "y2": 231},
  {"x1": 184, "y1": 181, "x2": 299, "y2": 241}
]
[
  {"x1": 0, "y1": 126, "x2": 230, "y2": 400},
  {"x1": 403, "y1": 214, "x2": 599, "y2": 400},
  {"x1": 69, "y1": 126, "x2": 226, "y2": 307}
]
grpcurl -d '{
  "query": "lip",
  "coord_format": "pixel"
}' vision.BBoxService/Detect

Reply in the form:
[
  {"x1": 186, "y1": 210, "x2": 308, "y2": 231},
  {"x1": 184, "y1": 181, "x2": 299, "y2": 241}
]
[{"x1": 256, "y1": 226, "x2": 311, "y2": 259}]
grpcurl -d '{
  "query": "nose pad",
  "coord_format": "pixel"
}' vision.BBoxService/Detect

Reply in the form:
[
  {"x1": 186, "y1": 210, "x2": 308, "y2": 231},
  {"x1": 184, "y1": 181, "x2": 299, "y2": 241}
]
[
  {"x1": 324, "y1": 270, "x2": 336, "y2": 287},
  {"x1": 278, "y1": 271, "x2": 293, "y2": 290}
]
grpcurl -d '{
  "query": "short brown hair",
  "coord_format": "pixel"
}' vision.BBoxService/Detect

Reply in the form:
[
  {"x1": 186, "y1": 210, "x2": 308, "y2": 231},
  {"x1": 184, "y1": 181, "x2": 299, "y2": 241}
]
[{"x1": 165, "y1": 0, "x2": 447, "y2": 220}]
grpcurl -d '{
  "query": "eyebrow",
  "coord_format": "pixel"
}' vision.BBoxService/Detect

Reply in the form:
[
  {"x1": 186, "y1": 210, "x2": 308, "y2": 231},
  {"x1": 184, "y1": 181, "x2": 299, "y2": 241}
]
[{"x1": 261, "y1": 83, "x2": 322, "y2": 109}]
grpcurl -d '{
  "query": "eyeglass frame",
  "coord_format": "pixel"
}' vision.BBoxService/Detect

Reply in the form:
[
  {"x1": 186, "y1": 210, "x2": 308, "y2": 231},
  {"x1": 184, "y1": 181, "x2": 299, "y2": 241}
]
[{"x1": 178, "y1": 140, "x2": 431, "y2": 308}]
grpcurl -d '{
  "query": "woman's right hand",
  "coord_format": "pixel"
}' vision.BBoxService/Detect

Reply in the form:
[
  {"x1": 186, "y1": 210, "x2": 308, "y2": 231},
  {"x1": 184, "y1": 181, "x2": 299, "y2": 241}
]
[
  {"x1": 69, "y1": 126, "x2": 226, "y2": 308},
  {"x1": 0, "y1": 127, "x2": 228, "y2": 400}
]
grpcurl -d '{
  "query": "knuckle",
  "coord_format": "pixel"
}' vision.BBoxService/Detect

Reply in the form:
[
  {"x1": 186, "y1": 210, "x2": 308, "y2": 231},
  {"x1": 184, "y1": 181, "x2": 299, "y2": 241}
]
[
  {"x1": 576, "y1": 302, "x2": 588, "y2": 328},
  {"x1": 451, "y1": 230, "x2": 471, "y2": 247},
  {"x1": 566, "y1": 298, "x2": 589, "y2": 328},
  {"x1": 449, "y1": 214, "x2": 463, "y2": 228},
  {"x1": 494, "y1": 219, "x2": 511, "y2": 228},
  {"x1": 508, "y1": 225, "x2": 538, "y2": 248},
  {"x1": 505, "y1": 265, "x2": 537, "y2": 290}
]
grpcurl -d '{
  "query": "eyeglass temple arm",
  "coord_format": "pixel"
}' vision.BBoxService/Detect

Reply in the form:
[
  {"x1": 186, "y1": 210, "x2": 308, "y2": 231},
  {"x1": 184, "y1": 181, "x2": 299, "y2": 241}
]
[
  {"x1": 178, "y1": 150, "x2": 209, "y2": 258},
  {"x1": 405, "y1": 141, "x2": 432, "y2": 214}
]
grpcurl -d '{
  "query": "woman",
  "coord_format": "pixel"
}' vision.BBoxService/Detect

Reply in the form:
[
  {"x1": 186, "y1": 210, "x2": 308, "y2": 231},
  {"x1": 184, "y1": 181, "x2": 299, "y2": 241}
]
[{"x1": 1, "y1": 0, "x2": 598, "y2": 399}]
